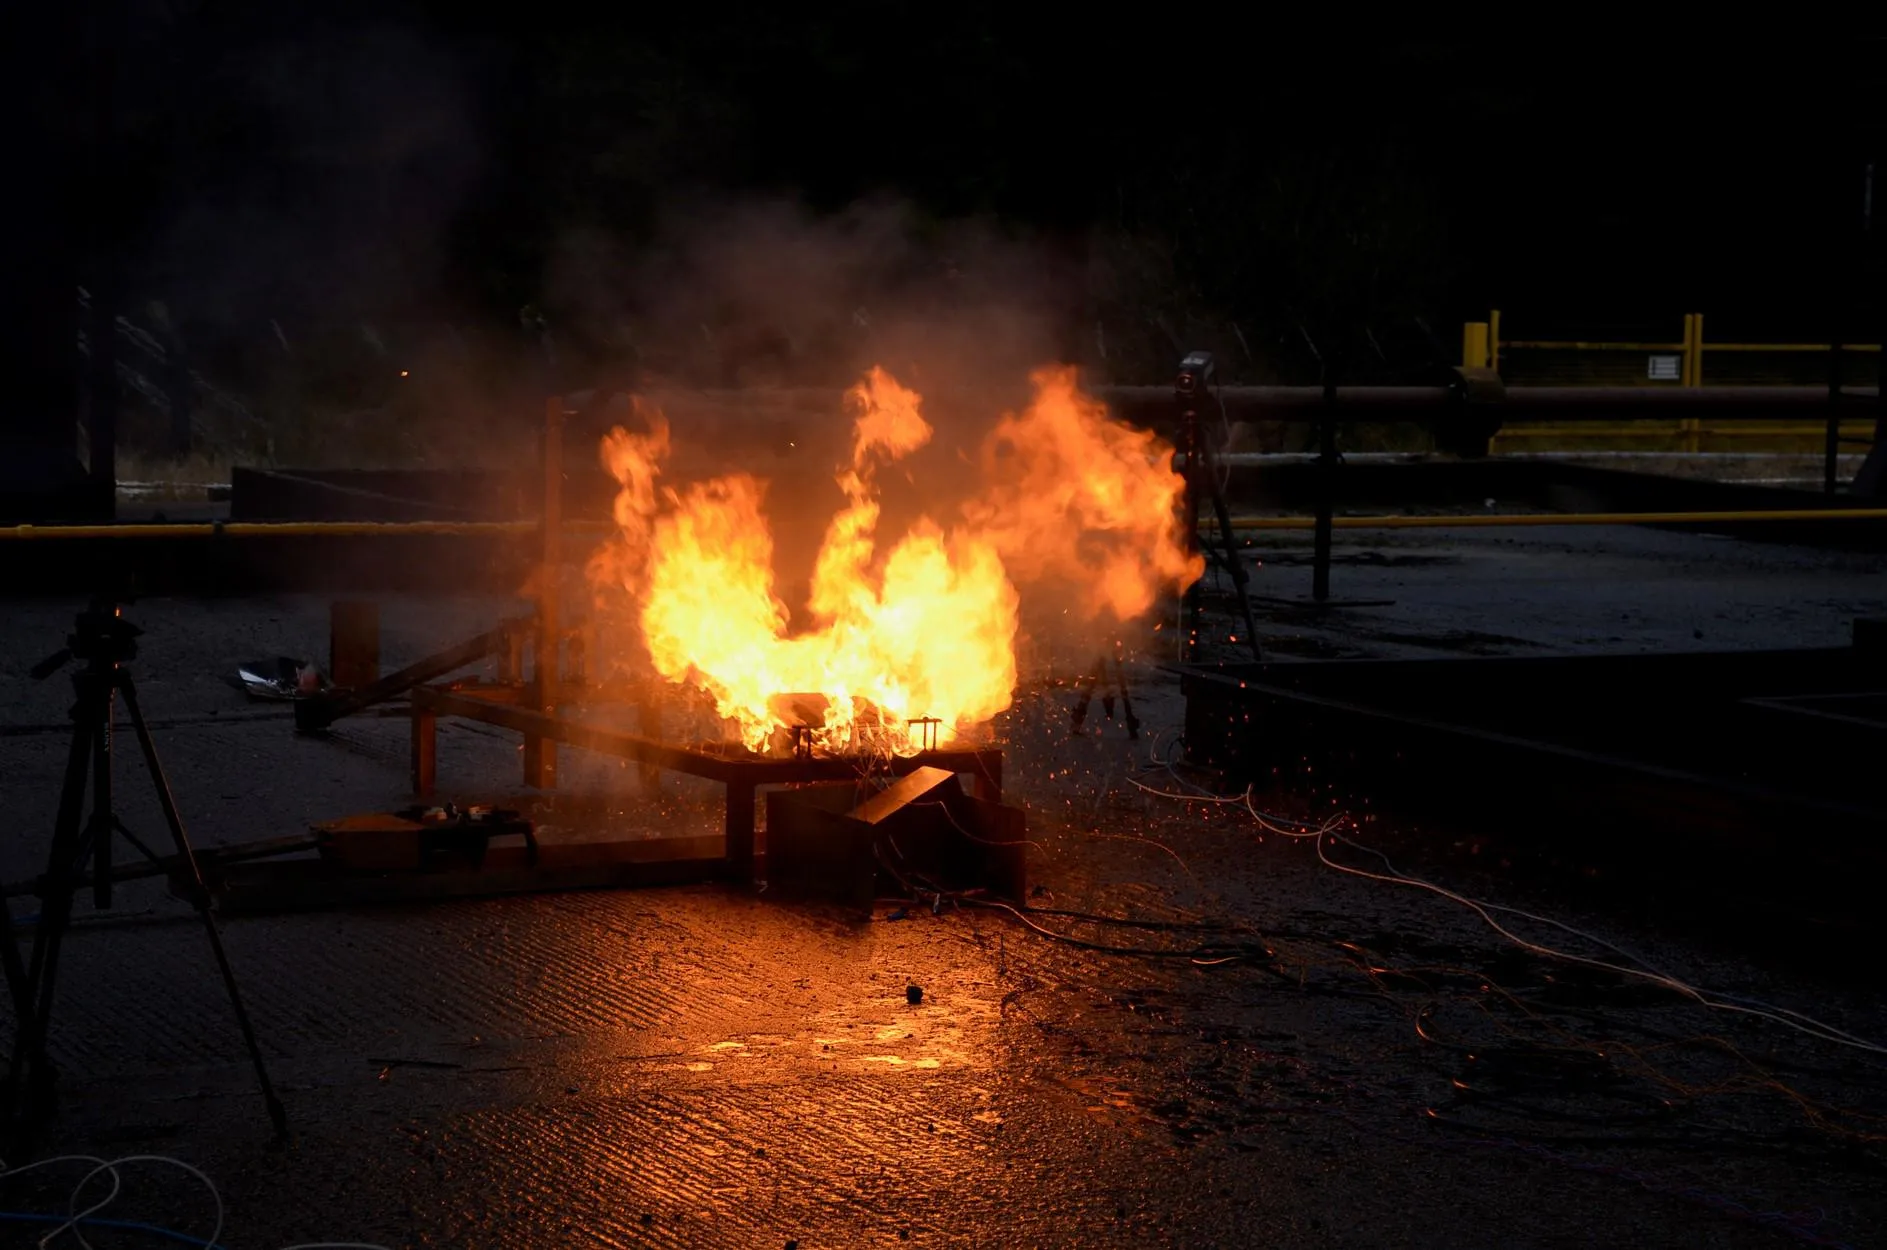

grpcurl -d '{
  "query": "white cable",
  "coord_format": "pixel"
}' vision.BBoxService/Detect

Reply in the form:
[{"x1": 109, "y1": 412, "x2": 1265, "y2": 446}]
[
  {"x1": 0, "y1": 1155, "x2": 114, "y2": 1250},
  {"x1": 1124, "y1": 773, "x2": 1247, "y2": 804},
  {"x1": 56, "y1": 1154, "x2": 221, "y2": 1250},
  {"x1": 1125, "y1": 776, "x2": 1887, "y2": 1057},
  {"x1": 1308, "y1": 829, "x2": 1887, "y2": 1056},
  {"x1": 0, "y1": 1151, "x2": 390, "y2": 1250}
]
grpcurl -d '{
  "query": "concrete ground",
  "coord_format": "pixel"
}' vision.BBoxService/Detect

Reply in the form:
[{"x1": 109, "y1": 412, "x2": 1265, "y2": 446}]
[
  {"x1": 1194, "y1": 520, "x2": 1887, "y2": 661},
  {"x1": 1, "y1": 522, "x2": 1885, "y2": 1248}
]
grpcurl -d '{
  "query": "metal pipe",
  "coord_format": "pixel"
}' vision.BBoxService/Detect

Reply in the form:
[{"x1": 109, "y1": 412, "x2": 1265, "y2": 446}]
[
  {"x1": 8, "y1": 504, "x2": 1887, "y2": 545},
  {"x1": 1217, "y1": 507, "x2": 1887, "y2": 531},
  {"x1": 1096, "y1": 384, "x2": 1881, "y2": 424},
  {"x1": 1499, "y1": 340, "x2": 1690, "y2": 352},
  {"x1": 0, "y1": 520, "x2": 614, "y2": 541},
  {"x1": 1312, "y1": 375, "x2": 1337, "y2": 602}
]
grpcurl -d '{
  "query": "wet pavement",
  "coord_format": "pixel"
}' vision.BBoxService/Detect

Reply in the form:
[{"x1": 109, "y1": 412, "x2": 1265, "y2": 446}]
[{"x1": 1, "y1": 541, "x2": 1885, "y2": 1247}]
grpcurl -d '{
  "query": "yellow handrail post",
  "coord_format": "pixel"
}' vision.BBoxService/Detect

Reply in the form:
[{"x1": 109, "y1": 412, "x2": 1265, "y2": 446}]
[
  {"x1": 1462, "y1": 321, "x2": 1490, "y2": 370},
  {"x1": 1682, "y1": 313, "x2": 1704, "y2": 450},
  {"x1": 1489, "y1": 310, "x2": 1502, "y2": 372}
]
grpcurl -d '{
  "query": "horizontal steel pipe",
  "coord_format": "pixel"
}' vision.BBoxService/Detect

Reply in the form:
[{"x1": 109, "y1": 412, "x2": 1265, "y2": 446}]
[
  {"x1": 0, "y1": 520, "x2": 614, "y2": 541},
  {"x1": 1097, "y1": 384, "x2": 1880, "y2": 424},
  {"x1": 585, "y1": 383, "x2": 1880, "y2": 425},
  {"x1": 1215, "y1": 507, "x2": 1887, "y2": 531}
]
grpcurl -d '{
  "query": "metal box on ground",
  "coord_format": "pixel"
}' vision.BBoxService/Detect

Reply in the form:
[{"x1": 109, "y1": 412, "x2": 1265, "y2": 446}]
[{"x1": 765, "y1": 767, "x2": 1027, "y2": 913}]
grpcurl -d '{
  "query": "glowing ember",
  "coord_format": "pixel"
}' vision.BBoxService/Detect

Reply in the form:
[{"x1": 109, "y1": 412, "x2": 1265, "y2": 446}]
[{"x1": 588, "y1": 365, "x2": 1201, "y2": 754}]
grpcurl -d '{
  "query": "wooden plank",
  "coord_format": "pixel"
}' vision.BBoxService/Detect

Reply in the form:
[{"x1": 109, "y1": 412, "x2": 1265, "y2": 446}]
[
  {"x1": 414, "y1": 685, "x2": 744, "y2": 781},
  {"x1": 415, "y1": 685, "x2": 1000, "y2": 790},
  {"x1": 210, "y1": 833, "x2": 727, "y2": 913}
]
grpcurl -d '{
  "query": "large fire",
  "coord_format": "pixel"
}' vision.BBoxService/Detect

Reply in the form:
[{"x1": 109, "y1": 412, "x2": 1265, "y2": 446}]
[{"x1": 587, "y1": 365, "x2": 1202, "y2": 754}]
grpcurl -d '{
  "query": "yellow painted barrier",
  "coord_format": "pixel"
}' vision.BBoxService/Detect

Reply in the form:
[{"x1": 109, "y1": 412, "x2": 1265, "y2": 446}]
[
  {"x1": 1487, "y1": 310, "x2": 1882, "y2": 453},
  {"x1": 1461, "y1": 321, "x2": 1490, "y2": 370},
  {"x1": 1490, "y1": 421, "x2": 1877, "y2": 441},
  {"x1": 1214, "y1": 508, "x2": 1887, "y2": 531}
]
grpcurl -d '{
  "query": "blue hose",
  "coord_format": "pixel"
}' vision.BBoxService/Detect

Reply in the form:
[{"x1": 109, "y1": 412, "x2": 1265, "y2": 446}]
[{"x1": 0, "y1": 1208, "x2": 222, "y2": 1248}]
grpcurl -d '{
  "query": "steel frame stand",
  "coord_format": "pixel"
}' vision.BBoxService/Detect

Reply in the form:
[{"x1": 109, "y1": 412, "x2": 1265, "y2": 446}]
[{"x1": 410, "y1": 682, "x2": 1003, "y2": 885}]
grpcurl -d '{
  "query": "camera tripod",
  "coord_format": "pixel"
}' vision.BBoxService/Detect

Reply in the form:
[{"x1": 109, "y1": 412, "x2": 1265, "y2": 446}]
[
  {"x1": 1175, "y1": 352, "x2": 1263, "y2": 663},
  {"x1": 2, "y1": 599, "x2": 287, "y2": 1152},
  {"x1": 1069, "y1": 649, "x2": 1139, "y2": 740}
]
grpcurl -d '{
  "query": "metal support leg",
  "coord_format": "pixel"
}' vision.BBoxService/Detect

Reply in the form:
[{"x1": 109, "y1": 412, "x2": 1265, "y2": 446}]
[
  {"x1": 1829, "y1": 336, "x2": 1847, "y2": 496},
  {"x1": 329, "y1": 601, "x2": 381, "y2": 689},
  {"x1": 1313, "y1": 414, "x2": 1336, "y2": 604},
  {"x1": 725, "y1": 784, "x2": 757, "y2": 881},
  {"x1": 526, "y1": 397, "x2": 563, "y2": 790},
  {"x1": 412, "y1": 703, "x2": 437, "y2": 798}
]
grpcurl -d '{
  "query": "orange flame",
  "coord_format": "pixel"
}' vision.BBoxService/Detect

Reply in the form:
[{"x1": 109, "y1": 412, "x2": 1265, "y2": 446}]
[
  {"x1": 965, "y1": 366, "x2": 1205, "y2": 621},
  {"x1": 589, "y1": 365, "x2": 1199, "y2": 755}
]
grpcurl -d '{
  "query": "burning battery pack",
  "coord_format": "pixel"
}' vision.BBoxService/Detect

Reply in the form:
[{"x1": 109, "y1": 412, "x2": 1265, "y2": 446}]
[{"x1": 765, "y1": 766, "x2": 1027, "y2": 912}]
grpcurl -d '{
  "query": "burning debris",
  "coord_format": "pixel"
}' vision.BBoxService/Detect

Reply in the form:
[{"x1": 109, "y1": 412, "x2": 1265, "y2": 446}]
[{"x1": 586, "y1": 366, "x2": 1203, "y2": 757}]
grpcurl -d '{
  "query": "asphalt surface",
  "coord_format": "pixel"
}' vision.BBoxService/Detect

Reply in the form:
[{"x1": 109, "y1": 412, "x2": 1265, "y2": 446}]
[{"x1": 1, "y1": 524, "x2": 1884, "y2": 1249}]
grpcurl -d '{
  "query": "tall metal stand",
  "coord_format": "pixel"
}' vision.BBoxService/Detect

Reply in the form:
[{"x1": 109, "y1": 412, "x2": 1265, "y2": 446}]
[
  {"x1": 1176, "y1": 352, "x2": 1263, "y2": 663},
  {"x1": 1070, "y1": 650, "x2": 1140, "y2": 739},
  {"x1": 1313, "y1": 362, "x2": 1338, "y2": 603},
  {"x1": 2, "y1": 600, "x2": 287, "y2": 1155}
]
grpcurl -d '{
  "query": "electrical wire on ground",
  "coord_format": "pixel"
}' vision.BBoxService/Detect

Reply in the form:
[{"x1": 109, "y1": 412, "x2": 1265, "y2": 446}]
[
  {"x1": 1123, "y1": 753, "x2": 1887, "y2": 1059},
  {"x1": 0, "y1": 1151, "x2": 391, "y2": 1250}
]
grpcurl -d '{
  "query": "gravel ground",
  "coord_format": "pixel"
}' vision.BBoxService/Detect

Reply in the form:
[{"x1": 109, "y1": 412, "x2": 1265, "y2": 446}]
[{"x1": 1, "y1": 524, "x2": 1884, "y2": 1249}]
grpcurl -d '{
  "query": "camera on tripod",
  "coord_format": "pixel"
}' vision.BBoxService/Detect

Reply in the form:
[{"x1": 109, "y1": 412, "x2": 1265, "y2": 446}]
[
  {"x1": 1171, "y1": 349, "x2": 1263, "y2": 662},
  {"x1": 4, "y1": 594, "x2": 289, "y2": 1151},
  {"x1": 1175, "y1": 350, "x2": 1215, "y2": 403},
  {"x1": 29, "y1": 597, "x2": 140, "y2": 680}
]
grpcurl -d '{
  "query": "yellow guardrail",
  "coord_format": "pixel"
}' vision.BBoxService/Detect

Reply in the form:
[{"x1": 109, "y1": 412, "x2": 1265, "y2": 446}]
[
  {"x1": 1215, "y1": 508, "x2": 1887, "y2": 531},
  {"x1": 1462, "y1": 314, "x2": 1880, "y2": 453}
]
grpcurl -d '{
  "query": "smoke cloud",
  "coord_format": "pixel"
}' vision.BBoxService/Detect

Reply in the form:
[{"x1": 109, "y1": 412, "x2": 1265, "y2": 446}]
[{"x1": 560, "y1": 196, "x2": 1188, "y2": 673}]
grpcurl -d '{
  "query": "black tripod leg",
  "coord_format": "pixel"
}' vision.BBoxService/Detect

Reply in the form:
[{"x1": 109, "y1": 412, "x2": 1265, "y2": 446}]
[
  {"x1": 1198, "y1": 442, "x2": 1264, "y2": 662},
  {"x1": 1069, "y1": 661, "x2": 1103, "y2": 734},
  {"x1": 1183, "y1": 450, "x2": 1205, "y2": 661},
  {"x1": 1, "y1": 715, "x2": 84, "y2": 1028},
  {"x1": 1112, "y1": 655, "x2": 1141, "y2": 741},
  {"x1": 91, "y1": 688, "x2": 115, "y2": 909},
  {"x1": 109, "y1": 816, "x2": 164, "y2": 867},
  {"x1": 0, "y1": 889, "x2": 29, "y2": 1157},
  {"x1": 0, "y1": 897, "x2": 27, "y2": 1032},
  {"x1": 118, "y1": 678, "x2": 289, "y2": 1138},
  {"x1": 6, "y1": 706, "x2": 96, "y2": 1146}
]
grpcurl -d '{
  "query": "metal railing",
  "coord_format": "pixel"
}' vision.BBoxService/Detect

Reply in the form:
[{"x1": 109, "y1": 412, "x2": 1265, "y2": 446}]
[{"x1": 1461, "y1": 313, "x2": 1881, "y2": 454}]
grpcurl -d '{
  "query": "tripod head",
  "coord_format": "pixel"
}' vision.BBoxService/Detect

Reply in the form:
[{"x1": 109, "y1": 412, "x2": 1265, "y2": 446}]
[
  {"x1": 29, "y1": 597, "x2": 142, "y2": 681},
  {"x1": 1173, "y1": 351, "x2": 1225, "y2": 461}
]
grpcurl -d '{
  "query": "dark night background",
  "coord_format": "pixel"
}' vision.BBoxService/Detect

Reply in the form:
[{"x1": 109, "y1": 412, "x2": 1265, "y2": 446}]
[{"x1": 5, "y1": 7, "x2": 1885, "y2": 460}]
